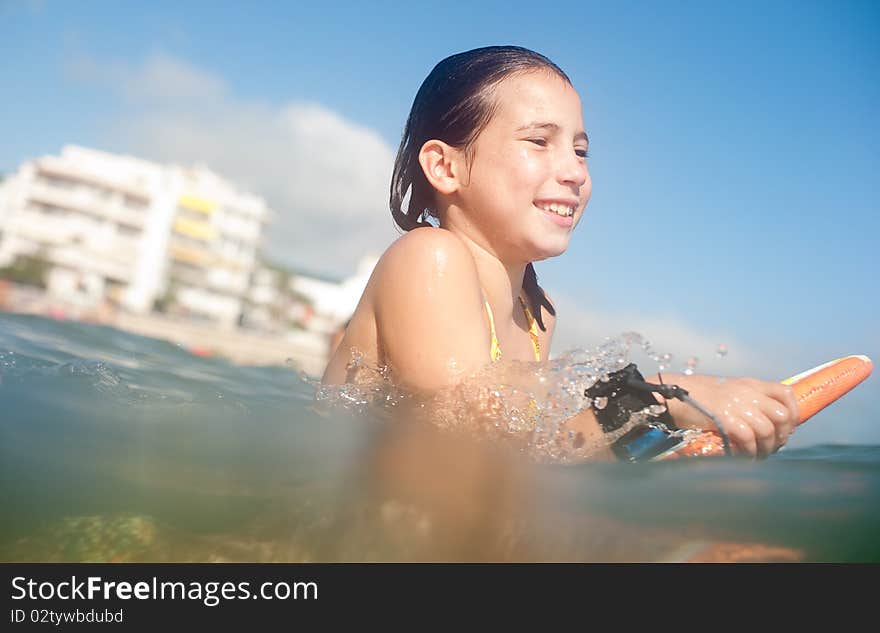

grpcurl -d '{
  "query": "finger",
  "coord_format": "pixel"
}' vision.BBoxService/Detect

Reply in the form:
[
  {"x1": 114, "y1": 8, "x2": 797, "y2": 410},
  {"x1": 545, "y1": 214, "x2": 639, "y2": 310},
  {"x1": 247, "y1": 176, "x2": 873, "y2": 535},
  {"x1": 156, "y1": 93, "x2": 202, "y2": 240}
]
[
  {"x1": 721, "y1": 411, "x2": 757, "y2": 457},
  {"x1": 755, "y1": 387, "x2": 798, "y2": 449},
  {"x1": 742, "y1": 407, "x2": 776, "y2": 458},
  {"x1": 763, "y1": 382, "x2": 801, "y2": 425}
]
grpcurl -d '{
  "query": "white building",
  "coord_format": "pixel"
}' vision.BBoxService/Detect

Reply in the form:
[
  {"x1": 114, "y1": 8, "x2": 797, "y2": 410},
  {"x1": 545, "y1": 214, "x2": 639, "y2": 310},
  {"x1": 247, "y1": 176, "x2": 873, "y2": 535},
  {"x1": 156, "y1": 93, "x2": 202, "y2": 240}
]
[
  {"x1": 290, "y1": 254, "x2": 379, "y2": 335},
  {"x1": 0, "y1": 145, "x2": 270, "y2": 327},
  {"x1": 162, "y1": 166, "x2": 269, "y2": 328},
  {"x1": 0, "y1": 146, "x2": 170, "y2": 312},
  {"x1": 243, "y1": 266, "x2": 284, "y2": 331}
]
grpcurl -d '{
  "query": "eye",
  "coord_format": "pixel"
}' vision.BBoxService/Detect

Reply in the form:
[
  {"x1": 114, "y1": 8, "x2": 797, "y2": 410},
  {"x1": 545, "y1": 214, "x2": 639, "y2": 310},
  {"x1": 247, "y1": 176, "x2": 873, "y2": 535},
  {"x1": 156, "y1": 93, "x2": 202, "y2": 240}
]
[
  {"x1": 575, "y1": 148, "x2": 590, "y2": 159},
  {"x1": 527, "y1": 138, "x2": 548, "y2": 147}
]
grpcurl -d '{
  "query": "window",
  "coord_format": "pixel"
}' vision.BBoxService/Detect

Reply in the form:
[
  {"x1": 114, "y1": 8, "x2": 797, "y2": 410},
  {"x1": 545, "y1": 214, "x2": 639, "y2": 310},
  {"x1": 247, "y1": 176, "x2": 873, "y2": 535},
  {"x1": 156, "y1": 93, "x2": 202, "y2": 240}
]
[
  {"x1": 28, "y1": 200, "x2": 67, "y2": 217},
  {"x1": 37, "y1": 173, "x2": 78, "y2": 190},
  {"x1": 124, "y1": 194, "x2": 148, "y2": 211}
]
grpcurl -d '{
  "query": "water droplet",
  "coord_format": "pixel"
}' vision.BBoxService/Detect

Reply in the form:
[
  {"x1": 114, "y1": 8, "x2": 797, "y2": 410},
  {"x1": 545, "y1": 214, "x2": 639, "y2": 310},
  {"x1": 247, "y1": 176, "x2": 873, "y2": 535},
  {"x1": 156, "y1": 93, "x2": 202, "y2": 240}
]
[
  {"x1": 346, "y1": 348, "x2": 364, "y2": 371},
  {"x1": 647, "y1": 404, "x2": 667, "y2": 416},
  {"x1": 716, "y1": 343, "x2": 728, "y2": 357},
  {"x1": 622, "y1": 332, "x2": 643, "y2": 345},
  {"x1": 593, "y1": 396, "x2": 608, "y2": 410}
]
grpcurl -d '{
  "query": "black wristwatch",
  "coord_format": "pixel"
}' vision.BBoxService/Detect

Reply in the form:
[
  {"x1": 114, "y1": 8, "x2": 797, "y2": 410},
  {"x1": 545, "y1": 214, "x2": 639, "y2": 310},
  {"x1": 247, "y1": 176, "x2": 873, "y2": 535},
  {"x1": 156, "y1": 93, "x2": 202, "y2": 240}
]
[{"x1": 585, "y1": 363, "x2": 684, "y2": 462}]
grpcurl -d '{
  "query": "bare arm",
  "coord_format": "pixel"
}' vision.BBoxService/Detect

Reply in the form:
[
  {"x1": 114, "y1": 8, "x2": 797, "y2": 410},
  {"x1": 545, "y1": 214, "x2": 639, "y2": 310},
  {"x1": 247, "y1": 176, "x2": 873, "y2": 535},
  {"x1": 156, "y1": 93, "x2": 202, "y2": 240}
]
[
  {"x1": 644, "y1": 371, "x2": 799, "y2": 458},
  {"x1": 373, "y1": 228, "x2": 491, "y2": 392},
  {"x1": 372, "y1": 229, "x2": 612, "y2": 461}
]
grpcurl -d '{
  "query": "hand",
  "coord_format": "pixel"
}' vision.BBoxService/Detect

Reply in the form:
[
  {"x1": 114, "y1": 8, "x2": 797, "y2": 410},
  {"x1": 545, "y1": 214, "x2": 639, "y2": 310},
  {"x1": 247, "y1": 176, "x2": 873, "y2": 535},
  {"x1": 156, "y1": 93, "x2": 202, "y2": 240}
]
[{"x1": 661, "y1": 374, "x2": 800, "y2": 458}]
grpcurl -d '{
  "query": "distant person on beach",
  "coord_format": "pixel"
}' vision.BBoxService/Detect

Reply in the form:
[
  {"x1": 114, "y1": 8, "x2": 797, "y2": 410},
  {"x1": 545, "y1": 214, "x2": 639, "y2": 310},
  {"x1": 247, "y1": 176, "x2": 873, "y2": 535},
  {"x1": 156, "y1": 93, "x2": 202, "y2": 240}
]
[
  {"x1": 0, "y1": 279, "x2": 10, "y2": 311},
  {"x1": 321, "y1": 46, "x2": 799, "y2": 460}
]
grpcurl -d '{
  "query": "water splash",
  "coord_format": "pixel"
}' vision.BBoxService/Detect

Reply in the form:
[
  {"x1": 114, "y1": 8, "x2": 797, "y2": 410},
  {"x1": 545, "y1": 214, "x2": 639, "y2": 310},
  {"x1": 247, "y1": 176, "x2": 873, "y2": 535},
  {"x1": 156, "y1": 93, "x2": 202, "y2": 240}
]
[{"x1": 313, "y1": 333, "x2": 670, "y2": 463}]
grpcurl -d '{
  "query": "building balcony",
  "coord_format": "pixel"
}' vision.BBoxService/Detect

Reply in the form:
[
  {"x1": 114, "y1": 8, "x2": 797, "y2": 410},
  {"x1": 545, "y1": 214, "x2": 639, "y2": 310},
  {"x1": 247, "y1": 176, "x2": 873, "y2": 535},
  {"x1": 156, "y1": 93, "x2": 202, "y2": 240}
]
[
  {"x1": 169, "y1": 243, "x2": 213, "y2": 267},
  {"x1": 27, "y1": 182, "x2": 146, "y2": 231},
  {"x1": 48, "y1": 246, "x2": 135, "y2": 284},
  {"x1": 173, "y1": 216, "x2": 215, "y2": 242},
  {"x1": 36, "y1": 158, "x2": 152, "y2": 206}
]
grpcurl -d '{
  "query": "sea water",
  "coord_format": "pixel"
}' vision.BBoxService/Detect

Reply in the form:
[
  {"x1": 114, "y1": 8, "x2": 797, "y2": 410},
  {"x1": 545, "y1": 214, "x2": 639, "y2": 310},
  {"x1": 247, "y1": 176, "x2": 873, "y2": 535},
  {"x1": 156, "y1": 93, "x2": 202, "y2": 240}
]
[{"x1": 1, "y1": 312, "x2": 878, "y2": 562}]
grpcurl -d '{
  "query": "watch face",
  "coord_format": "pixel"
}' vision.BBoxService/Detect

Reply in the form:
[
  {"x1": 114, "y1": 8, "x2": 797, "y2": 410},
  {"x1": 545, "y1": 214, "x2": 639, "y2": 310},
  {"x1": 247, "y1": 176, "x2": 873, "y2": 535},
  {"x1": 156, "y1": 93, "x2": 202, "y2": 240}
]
[{"x1": 613, "y1": 426, "x2": 686, "y2": 462}]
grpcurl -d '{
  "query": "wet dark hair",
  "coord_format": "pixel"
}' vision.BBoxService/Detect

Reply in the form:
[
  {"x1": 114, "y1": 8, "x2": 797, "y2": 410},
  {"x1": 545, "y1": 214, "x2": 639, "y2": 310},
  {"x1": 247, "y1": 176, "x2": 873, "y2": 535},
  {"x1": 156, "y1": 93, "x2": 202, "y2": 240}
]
[{"x1": 390, "y1": 45, "x2": 566, "y2": 330}]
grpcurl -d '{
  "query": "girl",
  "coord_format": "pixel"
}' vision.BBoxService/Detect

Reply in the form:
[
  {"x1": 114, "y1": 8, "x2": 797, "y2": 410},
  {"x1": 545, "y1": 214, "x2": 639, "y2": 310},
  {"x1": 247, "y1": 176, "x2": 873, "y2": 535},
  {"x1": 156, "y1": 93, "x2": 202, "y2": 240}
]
[{"x1": 322, "y1": 45, "x2": 799, "y2": 460}]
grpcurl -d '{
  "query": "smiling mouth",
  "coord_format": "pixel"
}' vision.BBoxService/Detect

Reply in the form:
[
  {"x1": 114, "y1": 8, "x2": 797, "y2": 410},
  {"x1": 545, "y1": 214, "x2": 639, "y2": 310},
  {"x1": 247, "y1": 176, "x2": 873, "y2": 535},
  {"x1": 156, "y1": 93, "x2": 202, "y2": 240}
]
[{"x1": 534, "y1": 201, "x2": 575, "y2": 217}]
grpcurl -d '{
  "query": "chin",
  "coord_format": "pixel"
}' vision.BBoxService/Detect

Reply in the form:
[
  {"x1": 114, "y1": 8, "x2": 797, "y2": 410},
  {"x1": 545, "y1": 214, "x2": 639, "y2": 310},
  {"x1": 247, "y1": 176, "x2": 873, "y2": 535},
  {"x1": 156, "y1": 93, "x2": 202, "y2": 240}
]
[{"x1": 530, "y1": 239, "x2": 570, "y2": 261}]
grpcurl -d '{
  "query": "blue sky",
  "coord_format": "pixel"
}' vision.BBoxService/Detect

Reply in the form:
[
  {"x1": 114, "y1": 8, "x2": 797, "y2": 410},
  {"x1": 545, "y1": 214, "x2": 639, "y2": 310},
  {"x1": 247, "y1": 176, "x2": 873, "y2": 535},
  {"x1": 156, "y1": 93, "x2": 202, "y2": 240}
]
[{"x1": 2, "y1": 0, "x2": 878, "y2": 446}]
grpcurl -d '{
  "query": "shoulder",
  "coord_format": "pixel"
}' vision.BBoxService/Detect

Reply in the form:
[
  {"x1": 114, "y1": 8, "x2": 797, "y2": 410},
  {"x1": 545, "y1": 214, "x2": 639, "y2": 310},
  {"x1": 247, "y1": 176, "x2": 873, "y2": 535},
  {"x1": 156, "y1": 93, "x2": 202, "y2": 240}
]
[
  {"x1": 377, "y1": 227, "x2": 475, "y2": 275},
  {"x1": 373, "y1": 228, "x2": 485, "y2": 307},
  {"x1": 372, "y1": 228, "x2": 489, "y2": 391}
]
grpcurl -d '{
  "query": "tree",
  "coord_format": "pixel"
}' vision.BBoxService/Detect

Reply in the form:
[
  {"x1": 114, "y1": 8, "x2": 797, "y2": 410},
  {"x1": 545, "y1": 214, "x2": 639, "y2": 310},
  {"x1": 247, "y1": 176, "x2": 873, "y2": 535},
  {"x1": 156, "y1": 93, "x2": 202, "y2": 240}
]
[
  {"x1": 0, "y1": 253, "x2": 50, "y2": 288},
  {"x1": 153, "y1": 281, "x2": 178, "y2": 313}
]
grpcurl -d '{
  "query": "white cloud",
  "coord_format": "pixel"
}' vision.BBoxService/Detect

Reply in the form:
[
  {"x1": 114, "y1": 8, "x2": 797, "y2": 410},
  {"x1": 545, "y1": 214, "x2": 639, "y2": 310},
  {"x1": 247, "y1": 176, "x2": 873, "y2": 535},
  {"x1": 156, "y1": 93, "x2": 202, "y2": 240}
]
[
  {"x1": 67, "y1": 52, "x2": 400, "y2": 277},
  {"x1": 124, "y1": 53, "x2": 228, "y2": 104}
]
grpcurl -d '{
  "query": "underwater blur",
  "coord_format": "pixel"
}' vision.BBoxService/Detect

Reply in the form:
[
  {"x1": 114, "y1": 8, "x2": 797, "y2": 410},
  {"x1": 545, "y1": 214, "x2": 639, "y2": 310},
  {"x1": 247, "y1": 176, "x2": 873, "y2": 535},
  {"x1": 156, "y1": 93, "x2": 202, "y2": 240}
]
[{"x1": 1, "y1": 313, "x2": 878, "y2": 562}]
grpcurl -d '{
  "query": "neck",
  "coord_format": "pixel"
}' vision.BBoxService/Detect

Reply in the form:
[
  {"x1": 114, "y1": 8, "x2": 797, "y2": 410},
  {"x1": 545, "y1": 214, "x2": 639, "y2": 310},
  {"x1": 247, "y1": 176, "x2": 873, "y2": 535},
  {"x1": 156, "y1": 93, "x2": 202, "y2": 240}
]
[{"x1": 438, "y1": 215, "x2": 527, "y2": 320}]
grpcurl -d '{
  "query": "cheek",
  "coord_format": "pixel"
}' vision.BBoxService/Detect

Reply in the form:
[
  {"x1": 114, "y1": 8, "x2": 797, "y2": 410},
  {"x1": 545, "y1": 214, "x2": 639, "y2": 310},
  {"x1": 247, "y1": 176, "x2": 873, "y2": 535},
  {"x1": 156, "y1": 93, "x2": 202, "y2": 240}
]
[
  {"x1": 581, "y1": 171, "x2": 592, "y2": 204},
  {"x1": 489, "y1": 146, "x2": 541, "y2": 180},
  {"x1": 477, "y1": 150, "x2": 541, "y2": 205},
  {"x1": 513, "y1": 147, "x2": 544, "y2": 181},
  {"x1": 571, "y1": 174, "x2": 592, "y2": 230}
]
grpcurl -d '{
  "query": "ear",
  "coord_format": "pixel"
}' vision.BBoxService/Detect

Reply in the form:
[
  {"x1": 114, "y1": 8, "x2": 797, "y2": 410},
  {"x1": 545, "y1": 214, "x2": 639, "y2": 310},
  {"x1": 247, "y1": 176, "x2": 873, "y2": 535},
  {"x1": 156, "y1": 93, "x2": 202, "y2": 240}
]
[{"x1": 418, "y1": 140, "x2": 464, "y2": 195}]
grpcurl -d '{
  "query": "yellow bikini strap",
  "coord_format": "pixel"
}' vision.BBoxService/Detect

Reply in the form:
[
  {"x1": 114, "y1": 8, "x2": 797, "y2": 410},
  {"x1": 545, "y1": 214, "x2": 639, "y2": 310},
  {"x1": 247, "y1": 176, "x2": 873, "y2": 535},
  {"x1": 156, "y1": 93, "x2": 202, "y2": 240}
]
[
  {"x1": 483, "y1": 292, "x2": 541, "y2": 362},
  {"x1": 484, "y1": 297, "x2": 503, "y2": 362}
]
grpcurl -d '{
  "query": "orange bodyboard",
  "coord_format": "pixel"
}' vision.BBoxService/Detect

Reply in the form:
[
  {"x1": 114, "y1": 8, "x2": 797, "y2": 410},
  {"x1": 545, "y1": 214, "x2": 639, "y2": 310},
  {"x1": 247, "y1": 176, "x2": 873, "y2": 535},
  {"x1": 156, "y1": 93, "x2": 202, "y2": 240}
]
[{"x1": 656, "y1": 355, "x2": 873, "y2": 460}]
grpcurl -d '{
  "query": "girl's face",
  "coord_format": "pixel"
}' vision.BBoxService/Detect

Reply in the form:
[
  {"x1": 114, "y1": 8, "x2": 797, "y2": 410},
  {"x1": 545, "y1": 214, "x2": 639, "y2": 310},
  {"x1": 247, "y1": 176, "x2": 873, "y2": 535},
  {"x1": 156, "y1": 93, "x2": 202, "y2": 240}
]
[{"x1": 456, "y1": 70, "x2": 591, "y2": 263}]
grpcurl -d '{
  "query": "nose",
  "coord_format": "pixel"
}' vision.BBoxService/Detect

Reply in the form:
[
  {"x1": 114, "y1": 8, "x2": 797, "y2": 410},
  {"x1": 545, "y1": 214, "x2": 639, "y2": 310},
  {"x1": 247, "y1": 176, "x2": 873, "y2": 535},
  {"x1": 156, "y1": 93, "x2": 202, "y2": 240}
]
[{"x1": 556, "y1": 149, "x2": 589, "y2": 190}]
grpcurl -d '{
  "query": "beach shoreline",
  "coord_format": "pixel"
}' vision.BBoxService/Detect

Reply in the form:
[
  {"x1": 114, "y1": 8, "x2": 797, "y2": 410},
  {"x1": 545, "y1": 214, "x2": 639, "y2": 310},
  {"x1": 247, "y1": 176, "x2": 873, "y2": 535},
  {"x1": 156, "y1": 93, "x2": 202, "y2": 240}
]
[{"x1": 0, "y1": 281, "x2": 330, "y2": 377}]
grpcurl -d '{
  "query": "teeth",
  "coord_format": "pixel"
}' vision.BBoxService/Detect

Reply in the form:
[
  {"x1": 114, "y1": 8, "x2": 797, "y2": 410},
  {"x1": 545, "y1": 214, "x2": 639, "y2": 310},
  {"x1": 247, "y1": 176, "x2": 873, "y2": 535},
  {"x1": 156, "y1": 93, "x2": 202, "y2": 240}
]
[{"x1": 538, "y1": 202, "x2": 574, "y2": 217}]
